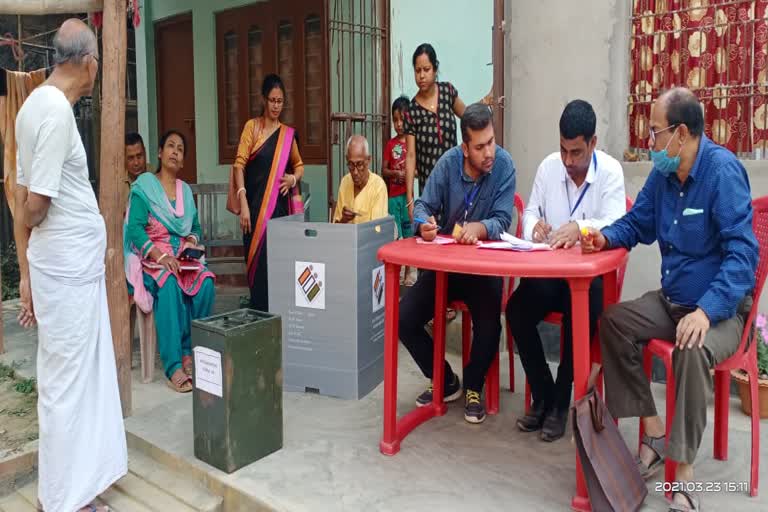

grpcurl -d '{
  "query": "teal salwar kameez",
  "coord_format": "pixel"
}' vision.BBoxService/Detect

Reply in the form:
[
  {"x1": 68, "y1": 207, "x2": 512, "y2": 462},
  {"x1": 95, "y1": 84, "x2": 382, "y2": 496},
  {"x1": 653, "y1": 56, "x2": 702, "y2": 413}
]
[
  {"x1": 142, "y1": 274, "x2": 215, "y2": 377},
  {"x1": 124, "y1": 173, "x2": 216, "y2": 380}
]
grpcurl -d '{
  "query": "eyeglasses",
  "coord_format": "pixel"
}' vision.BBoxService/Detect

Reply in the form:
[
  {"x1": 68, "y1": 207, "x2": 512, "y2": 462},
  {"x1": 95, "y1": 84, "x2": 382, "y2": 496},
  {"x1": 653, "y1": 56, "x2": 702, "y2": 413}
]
[
  {"x1": 648, "y1": 124, "x2": 678, "y2": 146},
  {"x1": 267, "y1": 98, "x2": 284, "y2": 105},
  {"x1": 347, "y1": 160, "x2": 367, "y2": 171}
]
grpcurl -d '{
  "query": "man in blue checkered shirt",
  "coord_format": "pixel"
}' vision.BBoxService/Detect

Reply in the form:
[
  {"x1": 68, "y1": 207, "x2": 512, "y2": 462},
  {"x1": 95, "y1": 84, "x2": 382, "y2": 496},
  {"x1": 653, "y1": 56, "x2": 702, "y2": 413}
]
[{"x1": 582, "y1": 88, "x2": 758, "y2": 512}]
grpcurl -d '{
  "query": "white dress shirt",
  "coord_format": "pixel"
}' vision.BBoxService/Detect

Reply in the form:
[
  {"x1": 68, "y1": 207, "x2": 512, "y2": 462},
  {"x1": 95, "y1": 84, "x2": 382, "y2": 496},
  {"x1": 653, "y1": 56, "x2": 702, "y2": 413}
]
[{"x1": 522, "y1": 149, "x2": 626, "y2": 241}]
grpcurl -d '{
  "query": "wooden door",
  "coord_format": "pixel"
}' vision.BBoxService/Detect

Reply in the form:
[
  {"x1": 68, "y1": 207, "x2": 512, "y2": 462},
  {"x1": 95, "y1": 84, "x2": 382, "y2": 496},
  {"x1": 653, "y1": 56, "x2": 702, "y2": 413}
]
[{"x1": 155, "y1": 15, "x2": 197, "y2": 183}]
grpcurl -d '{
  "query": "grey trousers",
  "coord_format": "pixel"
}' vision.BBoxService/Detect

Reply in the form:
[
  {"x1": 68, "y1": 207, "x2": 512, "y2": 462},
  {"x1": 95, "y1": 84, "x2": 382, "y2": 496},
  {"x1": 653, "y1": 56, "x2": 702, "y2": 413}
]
[{"x1": 600, "y1": 290, "x2": 750, "y2": 464}]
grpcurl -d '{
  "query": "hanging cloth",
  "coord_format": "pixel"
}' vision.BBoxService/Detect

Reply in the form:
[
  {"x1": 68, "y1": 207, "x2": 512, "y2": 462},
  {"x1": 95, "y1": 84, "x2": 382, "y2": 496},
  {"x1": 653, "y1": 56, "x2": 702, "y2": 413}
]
[{"x1": 0, "y1": 67, "x2": 46, "y2": 215}]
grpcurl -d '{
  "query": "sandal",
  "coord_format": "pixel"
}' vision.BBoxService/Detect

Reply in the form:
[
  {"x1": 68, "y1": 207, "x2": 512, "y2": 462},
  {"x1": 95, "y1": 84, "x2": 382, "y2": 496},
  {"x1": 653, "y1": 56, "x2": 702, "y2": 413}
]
[
  {"x1": 636, "y1": 433, "x2": 666, "y2": 479},
  {"x1": 167, "y1": 369, "x2": 193, "y2": 393},
  {"x1": 182, "y1": 355, "x2": 193, "y2": 377},
  {"x1": 668, "y1": 489, "x2": 699, "y2": 512},
  {"x1": 79, "y1": 505, "x2": 111, "y2": 512}
]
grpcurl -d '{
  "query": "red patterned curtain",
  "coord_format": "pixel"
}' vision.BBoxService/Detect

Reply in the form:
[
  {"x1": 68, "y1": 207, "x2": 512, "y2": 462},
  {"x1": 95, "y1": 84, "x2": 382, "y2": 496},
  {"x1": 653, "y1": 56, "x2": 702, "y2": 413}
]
[{"x1": 629, "y1": 0, "x2": 768, "y2": 157}]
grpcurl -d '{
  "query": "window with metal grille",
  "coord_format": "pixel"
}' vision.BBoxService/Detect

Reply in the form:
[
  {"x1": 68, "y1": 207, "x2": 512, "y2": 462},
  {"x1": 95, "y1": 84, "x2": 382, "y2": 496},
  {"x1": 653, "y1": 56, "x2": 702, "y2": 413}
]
[
  {"x1": 216, "y1": 0, "x2": 327, "y2": 164},
  {"x1": 629, "y1": 0, "x2": 768, "y2": 158}
]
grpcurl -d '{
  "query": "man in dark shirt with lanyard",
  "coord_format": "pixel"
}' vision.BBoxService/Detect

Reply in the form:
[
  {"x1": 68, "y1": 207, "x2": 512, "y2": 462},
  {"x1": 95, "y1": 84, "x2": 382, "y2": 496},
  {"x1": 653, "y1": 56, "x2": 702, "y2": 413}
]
[
  {"x1": 583, "y1": 88, "x2": 757, "y2": 512},
  {"x1": 508, "y1": 100, "x2": 625, "y2": 442},
  {"x1": 399, "y1": 103, "x2": 516, "y2": 424}
]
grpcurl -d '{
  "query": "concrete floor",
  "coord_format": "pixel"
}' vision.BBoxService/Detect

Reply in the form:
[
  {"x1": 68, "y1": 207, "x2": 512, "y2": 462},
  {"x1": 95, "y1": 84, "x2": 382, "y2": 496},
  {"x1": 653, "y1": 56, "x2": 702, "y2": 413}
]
[
  {"x1": 127, "y1": 349, "x2": 767, "y2": 512},
  {"x1": 2, "y1": 297, "x2": 768, "y2": 511}
]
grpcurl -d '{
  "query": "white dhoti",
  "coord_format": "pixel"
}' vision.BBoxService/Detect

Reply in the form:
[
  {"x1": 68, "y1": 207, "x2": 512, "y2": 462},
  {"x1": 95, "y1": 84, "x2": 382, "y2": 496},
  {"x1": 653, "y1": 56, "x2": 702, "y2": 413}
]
[
  {"x1": 31, "y1": 266, "x2": 128, "y2": 512},
  {"x1": 16, "y1": 83, "x2": 128, "y2": 512}
]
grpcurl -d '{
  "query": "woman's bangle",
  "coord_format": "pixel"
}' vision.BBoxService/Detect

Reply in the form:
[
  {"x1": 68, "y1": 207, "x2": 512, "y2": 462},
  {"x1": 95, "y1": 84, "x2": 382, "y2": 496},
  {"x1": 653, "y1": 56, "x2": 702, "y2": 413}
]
[
  {"x1": 237, "y1": 187, "x2": 246, "y2": 197},
  {"x1": 406, "y1": 199, "x2": 414, "y2": 207},
  {"x1": 157, "y1": 253, "x2": 168, "y2": 263},
  {"x1": 291, "y1": 175, "x2": 297, "y2": 187}
]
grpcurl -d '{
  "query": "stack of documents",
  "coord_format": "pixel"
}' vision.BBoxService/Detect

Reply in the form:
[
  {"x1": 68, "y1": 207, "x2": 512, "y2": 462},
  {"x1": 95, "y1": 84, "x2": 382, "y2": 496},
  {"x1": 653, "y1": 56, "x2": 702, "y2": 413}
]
[{"x1": 478, "y1": 232, "x2": 552, "y2": 252}]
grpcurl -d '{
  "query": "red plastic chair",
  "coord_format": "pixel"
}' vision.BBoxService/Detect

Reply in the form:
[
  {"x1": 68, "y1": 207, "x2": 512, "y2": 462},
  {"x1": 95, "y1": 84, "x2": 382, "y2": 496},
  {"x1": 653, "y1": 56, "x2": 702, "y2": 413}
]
[
  {"x1": 638, "y1": 196, "x2": 768, "y2": 498},
  {"x1": 518, "y1": 196, "x2": 634, "y2": 412},
  {"x1": 451, "y1": 193, "x2": 524, "y2": 414}
]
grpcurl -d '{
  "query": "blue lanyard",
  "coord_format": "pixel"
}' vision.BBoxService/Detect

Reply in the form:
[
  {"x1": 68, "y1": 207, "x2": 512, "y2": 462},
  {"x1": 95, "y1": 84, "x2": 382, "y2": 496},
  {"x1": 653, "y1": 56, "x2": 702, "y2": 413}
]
[
  {"x1": 461, "y1": 163, "x2": 483, "y2": 222},
  {"x1": 568, "y1": 152, "x2": 597, "y2": 217}
]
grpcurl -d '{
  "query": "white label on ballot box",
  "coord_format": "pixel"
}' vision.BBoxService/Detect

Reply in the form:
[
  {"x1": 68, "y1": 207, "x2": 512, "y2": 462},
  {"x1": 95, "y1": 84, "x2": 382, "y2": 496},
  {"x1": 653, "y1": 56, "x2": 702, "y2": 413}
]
[
  {"x1": 193, "y1": 346, "x2": 223, "y2": 397},
  {"x1": 372, "y1": 265, "x2": 385, "y2": 312},
  {"x1": 295, "y1": 261, "x2": 326, "y2": 310}
]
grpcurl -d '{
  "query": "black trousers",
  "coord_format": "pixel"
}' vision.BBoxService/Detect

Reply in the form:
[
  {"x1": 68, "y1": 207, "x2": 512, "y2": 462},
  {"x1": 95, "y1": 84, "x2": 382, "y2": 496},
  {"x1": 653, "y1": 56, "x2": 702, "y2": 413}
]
[
  {"x1": 506, "y1": 277, "x2": 603, "y2": 412},
  {"x1": 398, "y1": 271, "x2": 502, "y2": 392}
]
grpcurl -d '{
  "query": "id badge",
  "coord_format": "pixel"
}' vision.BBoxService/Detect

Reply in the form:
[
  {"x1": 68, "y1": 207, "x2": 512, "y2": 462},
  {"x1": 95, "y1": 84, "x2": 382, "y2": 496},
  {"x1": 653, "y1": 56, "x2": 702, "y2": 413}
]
[{"x1": 452, "y1": 222, "x2": 464, "y2": 238}]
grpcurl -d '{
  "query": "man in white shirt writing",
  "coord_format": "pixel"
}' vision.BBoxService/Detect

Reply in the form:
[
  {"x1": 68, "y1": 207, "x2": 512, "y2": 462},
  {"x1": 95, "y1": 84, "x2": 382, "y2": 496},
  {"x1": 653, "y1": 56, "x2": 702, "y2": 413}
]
[{"x1": 506, "y1": 100, "x2": 626, "y2": 441}]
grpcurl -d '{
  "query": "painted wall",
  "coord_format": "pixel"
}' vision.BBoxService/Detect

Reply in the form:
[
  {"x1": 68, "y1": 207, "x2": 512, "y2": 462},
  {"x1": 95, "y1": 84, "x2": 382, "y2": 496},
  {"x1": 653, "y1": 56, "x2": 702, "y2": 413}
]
[
  {"x1": 505, "y1": 0, "x2": 630, "y2": 204},
  {"x1": 135, "y1": 0, "x2": 326, "y2": 221},
  {"x1": 389, "y1": 0, "x2": 494, "y2": 130},
  {"x1": 503, "y1": 0, "x2": 768, "y2": 308}
]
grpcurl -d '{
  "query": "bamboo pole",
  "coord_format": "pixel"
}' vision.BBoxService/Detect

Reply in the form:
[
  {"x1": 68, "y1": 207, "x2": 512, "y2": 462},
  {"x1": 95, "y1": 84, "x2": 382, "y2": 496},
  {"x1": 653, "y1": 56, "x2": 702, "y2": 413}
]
[
  {"x1": 0, "y1": 1, "x2": 103, "y2": 14},
  {"x1": 98, "y1": 0, "x2": 131, "y2": 417}
]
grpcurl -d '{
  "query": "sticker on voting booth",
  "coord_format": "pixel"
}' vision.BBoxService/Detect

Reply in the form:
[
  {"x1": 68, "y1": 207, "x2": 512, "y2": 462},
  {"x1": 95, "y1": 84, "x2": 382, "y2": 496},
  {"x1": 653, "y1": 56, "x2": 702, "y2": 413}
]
[
  {"x1": 372, "y1": 265, "x2": 385, "y2": 312},
  {"x1": 295, "y1": 261, "x2": 326, "y2": 309},
  {"x1": 193, "y1": 346, "x2": 223, "y2": 397}
]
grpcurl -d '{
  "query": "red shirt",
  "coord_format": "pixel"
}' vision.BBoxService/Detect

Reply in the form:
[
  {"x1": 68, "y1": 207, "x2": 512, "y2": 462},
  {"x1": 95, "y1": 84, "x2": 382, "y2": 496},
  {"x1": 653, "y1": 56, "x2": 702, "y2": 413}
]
[{"x1": 383, "y1": 136, "x2": 407, "y2": 197}]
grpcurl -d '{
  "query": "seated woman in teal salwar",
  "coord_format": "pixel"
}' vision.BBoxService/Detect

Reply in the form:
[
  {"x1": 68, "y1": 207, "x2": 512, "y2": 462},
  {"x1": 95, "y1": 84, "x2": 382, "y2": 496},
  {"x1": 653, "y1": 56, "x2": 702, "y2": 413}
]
[{"x1": 124, "y1": 130, "x2": 216, "y2": 393}]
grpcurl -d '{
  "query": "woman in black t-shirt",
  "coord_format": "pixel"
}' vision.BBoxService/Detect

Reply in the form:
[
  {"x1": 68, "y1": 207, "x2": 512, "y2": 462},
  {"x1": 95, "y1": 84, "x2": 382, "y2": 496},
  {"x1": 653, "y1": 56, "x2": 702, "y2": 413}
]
[{"x1": 403, "y1": 43, "x2": 466, "y2": 222}]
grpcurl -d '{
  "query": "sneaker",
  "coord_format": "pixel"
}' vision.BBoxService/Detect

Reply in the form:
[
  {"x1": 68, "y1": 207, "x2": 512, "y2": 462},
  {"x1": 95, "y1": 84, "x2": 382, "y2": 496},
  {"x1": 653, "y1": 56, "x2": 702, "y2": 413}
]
[
  {"x1": 415, "y1": 373, "x2": 462, "y2": 407},
  {"x1": 464, "y1": 389, "x2": 486, "y2": 424}
]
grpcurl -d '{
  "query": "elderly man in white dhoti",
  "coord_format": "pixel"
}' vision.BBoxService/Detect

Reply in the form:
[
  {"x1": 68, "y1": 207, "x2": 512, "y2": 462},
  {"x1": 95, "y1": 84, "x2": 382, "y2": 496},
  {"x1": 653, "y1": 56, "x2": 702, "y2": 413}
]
[{"x1": 13, "y1": 18, "x2": 127, "y2": 512}]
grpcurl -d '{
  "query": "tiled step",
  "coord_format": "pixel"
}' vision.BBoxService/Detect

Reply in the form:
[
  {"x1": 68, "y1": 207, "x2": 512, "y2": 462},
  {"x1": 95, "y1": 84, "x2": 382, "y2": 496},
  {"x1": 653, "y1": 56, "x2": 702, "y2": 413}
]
[
  {"x1": 126, "y1": 450, "x2": 222, "y2": 512},
  {"x1": 0, "y1": 492, "x2": 37, "y2": 512},
  {"x1": 1, "y1": 448, "x2": 223, "y2": 512}
]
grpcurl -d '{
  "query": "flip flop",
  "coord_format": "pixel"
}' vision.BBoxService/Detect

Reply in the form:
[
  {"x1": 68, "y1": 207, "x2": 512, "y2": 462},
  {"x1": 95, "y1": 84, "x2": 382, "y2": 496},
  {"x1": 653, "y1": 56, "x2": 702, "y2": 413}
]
[{"x1": 167, "y1": 369, "x2": 193, "y2": 393}]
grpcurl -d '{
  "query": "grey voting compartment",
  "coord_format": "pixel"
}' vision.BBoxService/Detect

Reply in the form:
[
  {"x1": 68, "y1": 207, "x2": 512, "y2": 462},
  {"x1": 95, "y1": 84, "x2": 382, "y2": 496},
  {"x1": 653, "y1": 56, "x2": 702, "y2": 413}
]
[{"x1": 267, "y1": 215, "x2": 395, "y2": 399}]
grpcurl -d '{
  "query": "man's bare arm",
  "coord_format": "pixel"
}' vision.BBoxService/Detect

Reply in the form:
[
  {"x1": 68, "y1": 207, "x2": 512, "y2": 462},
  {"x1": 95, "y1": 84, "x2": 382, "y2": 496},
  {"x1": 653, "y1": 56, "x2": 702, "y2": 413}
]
[
  {"x1": 24, "y1": 191, "x2": 52, "y2": 228},
  {"x1": 14, "y1": 186, "x2": 31, "y2": 275},
  {"x1": 14, "y1": 185, "x2": 36, "y2": 327}
]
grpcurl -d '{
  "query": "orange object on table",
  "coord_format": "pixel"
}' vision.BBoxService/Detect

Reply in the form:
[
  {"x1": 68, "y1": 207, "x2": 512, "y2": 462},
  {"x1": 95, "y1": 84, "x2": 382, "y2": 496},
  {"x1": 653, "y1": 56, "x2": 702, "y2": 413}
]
[{"x1": 377, "y1": 238, "x2": 628, "y2": 512}]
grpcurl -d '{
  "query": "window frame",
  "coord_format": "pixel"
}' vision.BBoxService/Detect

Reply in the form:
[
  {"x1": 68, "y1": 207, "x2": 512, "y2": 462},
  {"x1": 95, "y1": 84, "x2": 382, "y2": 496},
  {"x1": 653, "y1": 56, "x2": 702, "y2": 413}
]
[{"x1": 215, "y1": 0, "x2": 328, "y2": 165}]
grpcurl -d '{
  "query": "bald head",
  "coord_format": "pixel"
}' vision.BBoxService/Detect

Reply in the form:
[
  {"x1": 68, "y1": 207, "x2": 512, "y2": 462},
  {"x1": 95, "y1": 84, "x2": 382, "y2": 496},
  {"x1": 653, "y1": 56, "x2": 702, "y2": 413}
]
[
  {"x1": 656, "y1": 87, "x2": 704, "y2": 137},
  {"x1": 345, "y1": 134, "x2": 371, "y2": 188},
  {"x1": 346, "y1": 134, "x2": 370, "y2": 158},
  {"x1": 53, "y1": 18, "x2": 98, "y2": 66}
]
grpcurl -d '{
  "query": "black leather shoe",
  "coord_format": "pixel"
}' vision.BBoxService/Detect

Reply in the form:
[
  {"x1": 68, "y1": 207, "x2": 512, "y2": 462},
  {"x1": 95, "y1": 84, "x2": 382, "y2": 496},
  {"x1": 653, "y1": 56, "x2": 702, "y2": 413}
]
[
  {"x1": 516, "y1": 402, "x2": 549, "y2": 432},
  {"x1": 540, "y1": 407, "x2": 568, "y2": 442}
]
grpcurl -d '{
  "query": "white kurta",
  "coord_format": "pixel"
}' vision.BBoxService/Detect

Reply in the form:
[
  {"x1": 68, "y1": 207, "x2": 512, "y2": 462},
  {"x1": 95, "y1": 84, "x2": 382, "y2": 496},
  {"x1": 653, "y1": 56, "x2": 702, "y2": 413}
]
[{"x1": 16, "y1": 85, "x2": 127, "y2": 512}]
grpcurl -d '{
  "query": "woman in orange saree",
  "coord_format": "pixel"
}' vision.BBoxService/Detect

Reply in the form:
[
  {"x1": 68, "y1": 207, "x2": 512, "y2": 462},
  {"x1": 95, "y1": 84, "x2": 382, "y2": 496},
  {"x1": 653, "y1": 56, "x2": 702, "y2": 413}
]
[{"x1": 231, "y1": 74, "x2": 304, "y2": 311}]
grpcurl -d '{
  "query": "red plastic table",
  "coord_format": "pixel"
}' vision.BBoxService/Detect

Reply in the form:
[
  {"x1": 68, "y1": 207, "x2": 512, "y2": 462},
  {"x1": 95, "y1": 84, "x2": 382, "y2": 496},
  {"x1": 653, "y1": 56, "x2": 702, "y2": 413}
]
[{"x1": 377, "y1": 238, "x2": 629, "y2": 512}]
